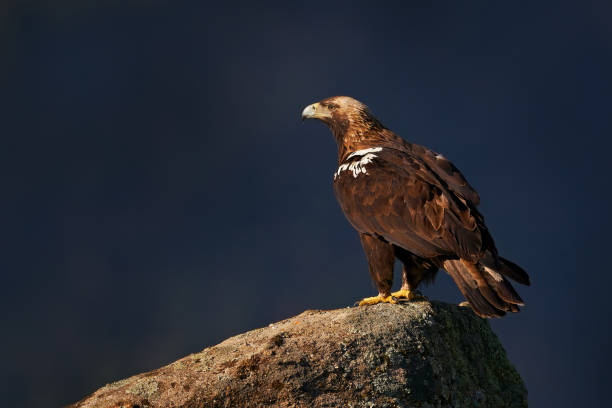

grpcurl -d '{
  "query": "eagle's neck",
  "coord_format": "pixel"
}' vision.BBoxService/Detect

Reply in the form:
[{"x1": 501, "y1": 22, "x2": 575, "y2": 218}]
[{"x1": 336, "y1": 128, "x2": 408, "y2": 164}]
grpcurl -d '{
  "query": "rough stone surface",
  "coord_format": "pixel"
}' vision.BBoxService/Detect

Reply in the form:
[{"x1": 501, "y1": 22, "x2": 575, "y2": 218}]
[{"x1": 69, "y1": 301, "x2": 527, "y2": 408}]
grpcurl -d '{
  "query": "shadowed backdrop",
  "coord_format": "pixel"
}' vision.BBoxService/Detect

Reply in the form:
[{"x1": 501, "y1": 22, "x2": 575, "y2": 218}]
[{"x1": 1, "y1": 1, "x2": 611, "y2": 407}]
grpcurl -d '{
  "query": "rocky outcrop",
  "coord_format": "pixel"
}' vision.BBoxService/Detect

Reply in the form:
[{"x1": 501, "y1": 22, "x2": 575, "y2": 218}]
[{"x1": 69, "y1": 301, "x2": 527, "y2": 408}]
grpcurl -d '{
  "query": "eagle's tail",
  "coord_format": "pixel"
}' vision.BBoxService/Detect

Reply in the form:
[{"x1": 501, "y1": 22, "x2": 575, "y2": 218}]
[{"x1": 443, "y1": 258, "x2": 528, "y2": 318}]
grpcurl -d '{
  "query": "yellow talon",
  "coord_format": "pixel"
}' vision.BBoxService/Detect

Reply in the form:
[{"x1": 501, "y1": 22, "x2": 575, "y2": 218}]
[
  {"x1": 391, "y1": 289, "x2": 426, "y2": 301},
  {"x1": 358, "y1": 295, "x2": 398, "y2": 306}
]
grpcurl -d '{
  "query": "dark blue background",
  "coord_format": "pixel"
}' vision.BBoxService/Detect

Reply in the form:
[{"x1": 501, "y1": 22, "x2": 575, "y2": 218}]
[{"x1": 2, "y1": 1, "x2": 610, "y2": 407}]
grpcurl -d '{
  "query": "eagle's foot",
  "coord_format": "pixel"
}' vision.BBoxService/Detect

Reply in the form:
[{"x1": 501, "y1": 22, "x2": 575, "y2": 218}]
[
  {"x1": 391, "y1": 289, "x2": 426, "y2": 301},
  {"x1": 357, "y1": 294, "x2": 398, "y2": 306}
]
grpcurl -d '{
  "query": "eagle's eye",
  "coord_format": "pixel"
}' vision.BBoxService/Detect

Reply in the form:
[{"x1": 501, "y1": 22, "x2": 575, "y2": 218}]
[{"x1": 327, "y1": 103, "x2": 338, "y2": 111}]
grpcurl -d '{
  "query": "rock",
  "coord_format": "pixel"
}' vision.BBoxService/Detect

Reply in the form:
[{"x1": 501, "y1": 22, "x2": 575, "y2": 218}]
[{"x1": 68, "y1": 301, "x2": 527, "y2": 408}]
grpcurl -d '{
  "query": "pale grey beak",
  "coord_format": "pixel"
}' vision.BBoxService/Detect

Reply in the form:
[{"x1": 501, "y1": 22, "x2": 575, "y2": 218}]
[
  {"x1": 302, "y1": 102, "x2": 333, "y2": 122},
  {"x1": 301, "y1": 103, "x2": 317, "y2": 121}
]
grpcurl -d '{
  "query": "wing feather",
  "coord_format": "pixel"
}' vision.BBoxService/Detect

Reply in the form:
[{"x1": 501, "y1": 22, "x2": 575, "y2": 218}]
[
  {"x1": 334, "y1": 149, "x2": 485, "y2": 261},
  {"x1": 407, "y1": 144, "x2": 481, "y2": 205}
]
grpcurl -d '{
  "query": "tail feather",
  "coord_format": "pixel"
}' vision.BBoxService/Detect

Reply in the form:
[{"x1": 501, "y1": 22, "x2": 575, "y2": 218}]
[
  {"x1": 480, "y1": 253, "x2": 530, "y2": 286},
  {"x1": 444, "y1": 260, "x2": 506, "y2": 318},
  {"x1": 481, "y1": 265, "x2": 524, "y2": 305},
  {"x1": 444, "y1": 257, "x2": 528, "y2": 318},
  {"x1": 461, "y1": 260, "x2": 511, "y2": 311},
  {"x1": 499, "y1": 257, "x2": 531, "y2": 286}
]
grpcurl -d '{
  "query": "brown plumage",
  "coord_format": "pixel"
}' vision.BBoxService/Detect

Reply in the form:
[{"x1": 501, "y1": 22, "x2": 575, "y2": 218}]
[{"x1": 302, "y1": 96, "x2": 530, "y2": 318}]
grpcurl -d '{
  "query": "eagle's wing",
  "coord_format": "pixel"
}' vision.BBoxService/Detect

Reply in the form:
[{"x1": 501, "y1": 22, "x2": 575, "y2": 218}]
[
  {"x1": 407, "y1": 143, "x2": 480, "y2": 206},
  {"x1": 333, "y1": 148, "x2": 484, "y2": 262}
]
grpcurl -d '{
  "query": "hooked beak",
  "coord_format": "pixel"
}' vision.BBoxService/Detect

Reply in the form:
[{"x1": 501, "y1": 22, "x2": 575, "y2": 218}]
[{"x1": 301, "y1": 102, "x2": 331, "y2": 122}]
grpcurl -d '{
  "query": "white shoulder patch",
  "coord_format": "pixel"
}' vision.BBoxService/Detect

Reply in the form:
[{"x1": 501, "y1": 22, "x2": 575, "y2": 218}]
[
  {"x1": 334, "y1": 147, "x2": 383, "y2": 180},
  {"x1": 347, "y1": 147, "x2": 383, "y2": 159}
]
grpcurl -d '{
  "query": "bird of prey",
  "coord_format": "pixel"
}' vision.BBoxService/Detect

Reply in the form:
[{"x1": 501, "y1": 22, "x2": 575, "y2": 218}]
[{"x1": 302, "y1": 96, "x2": 530, "y2": 318}]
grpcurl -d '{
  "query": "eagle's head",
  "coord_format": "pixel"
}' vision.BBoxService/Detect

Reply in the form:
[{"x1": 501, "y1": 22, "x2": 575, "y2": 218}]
[{"x1": 301, "y1": 96, "x2": 384, "y2": 140}]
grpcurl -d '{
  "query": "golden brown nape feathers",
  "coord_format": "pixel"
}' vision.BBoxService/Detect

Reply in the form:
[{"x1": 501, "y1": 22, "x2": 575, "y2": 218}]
[
  {"x1": 302, "y1": 96, "x2": 402, "y2": 162},
  {"x1": 302, "y1": 96, "x2": 530, "y2": 318}
]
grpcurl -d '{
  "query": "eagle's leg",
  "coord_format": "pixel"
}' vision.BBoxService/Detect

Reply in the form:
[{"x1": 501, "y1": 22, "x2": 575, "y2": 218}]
[
  {"x1": 391, "y1": 248, "x2": 428, "y2": 301},
  {"x1": 357, "y1": 233, "x2": 397, "y2": 306},
  {"x1": 390, "y1": 264, "x2": 427, "y2": 301}
]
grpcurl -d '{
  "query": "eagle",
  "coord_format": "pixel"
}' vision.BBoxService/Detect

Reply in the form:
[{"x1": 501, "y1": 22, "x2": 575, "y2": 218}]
[{"x1": 302, "y1": 96, "x2": 530, "y2": 318}]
